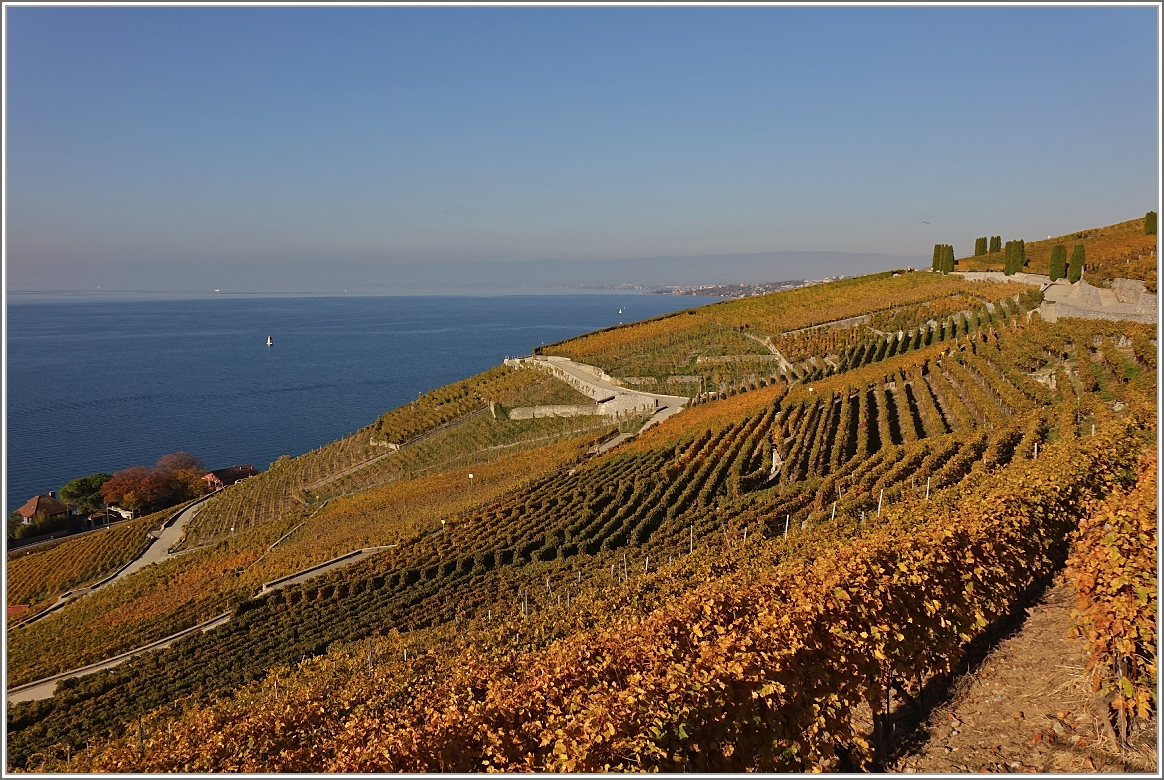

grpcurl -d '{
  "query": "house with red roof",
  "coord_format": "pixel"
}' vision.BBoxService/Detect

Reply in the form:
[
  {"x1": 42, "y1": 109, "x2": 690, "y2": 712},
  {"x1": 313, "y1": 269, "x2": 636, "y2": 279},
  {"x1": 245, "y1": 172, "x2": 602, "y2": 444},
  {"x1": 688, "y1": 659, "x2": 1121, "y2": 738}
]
[
  {"x1": 14, "y1": 492, "x2": 71, "y2": 525},
  {"x1": 202, "y1": 465, "x2": 260, "y2": 491}
]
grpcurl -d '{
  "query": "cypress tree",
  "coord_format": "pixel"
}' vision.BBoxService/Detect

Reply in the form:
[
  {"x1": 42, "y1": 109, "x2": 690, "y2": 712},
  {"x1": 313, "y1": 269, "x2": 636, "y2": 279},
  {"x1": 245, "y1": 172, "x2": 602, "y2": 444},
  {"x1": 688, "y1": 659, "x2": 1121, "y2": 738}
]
[
  {"x1": 932, "y1": 244, "x2": 942, "y2": 271},
  {"x1": 1015, "y1": 239, "x2": 1025, "y2": 272},
  {"x1": 974, "y1": 237, "x2": 987, "y2": 256},
  {"x1": 1146, "y1": 211, "x2": 1158, "y2": 235},
  {"x1": 1003, "y1": 240, "x2": 1016, "y2": 275},
  {"x1": 989, "y1": 235, "x2": 1002, "y2": 253},
  {"x1": 942, "y1": 244, "x2": 955, "y2": 273},
  {"x1": 1049, "y1": 244, "x2": 1066, "y2": 281},
  {"x1": 1068, "y1": 243, "x2": 1084, "y2": 283}
]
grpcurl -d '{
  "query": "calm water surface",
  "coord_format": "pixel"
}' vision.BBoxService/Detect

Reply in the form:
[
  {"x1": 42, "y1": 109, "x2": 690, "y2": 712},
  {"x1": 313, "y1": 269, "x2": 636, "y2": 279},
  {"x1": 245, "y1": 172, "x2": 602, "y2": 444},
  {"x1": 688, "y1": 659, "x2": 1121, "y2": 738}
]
[{"x1": 6, "y1": 294, "x2": 712, "y2": 514}]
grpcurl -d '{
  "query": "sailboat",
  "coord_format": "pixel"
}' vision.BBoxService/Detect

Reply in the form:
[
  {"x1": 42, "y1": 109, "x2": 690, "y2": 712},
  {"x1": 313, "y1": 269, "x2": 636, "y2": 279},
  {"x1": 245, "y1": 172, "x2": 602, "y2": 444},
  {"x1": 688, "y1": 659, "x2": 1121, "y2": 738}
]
[
  {"x1": 266, "y1": 336, "x2": 273, "y2": 347},
  {"x1": 618, "y1": 307, "x2": 623, "y2": 314}
]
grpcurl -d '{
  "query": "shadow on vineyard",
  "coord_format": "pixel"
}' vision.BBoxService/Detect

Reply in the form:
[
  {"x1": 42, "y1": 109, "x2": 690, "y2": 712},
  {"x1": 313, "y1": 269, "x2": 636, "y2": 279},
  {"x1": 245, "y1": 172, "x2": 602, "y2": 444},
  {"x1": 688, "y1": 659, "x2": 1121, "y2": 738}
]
[{"x1": 6, "y1": 257, "x2": 1157, "y2": 772}]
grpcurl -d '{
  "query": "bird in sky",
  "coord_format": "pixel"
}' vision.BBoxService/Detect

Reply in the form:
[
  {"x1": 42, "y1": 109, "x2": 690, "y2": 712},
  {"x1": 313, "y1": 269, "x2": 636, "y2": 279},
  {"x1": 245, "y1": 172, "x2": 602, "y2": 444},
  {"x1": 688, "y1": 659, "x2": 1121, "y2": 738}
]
[{"x1": 922, "y1": 221, "x2": 929, "y2": 224}]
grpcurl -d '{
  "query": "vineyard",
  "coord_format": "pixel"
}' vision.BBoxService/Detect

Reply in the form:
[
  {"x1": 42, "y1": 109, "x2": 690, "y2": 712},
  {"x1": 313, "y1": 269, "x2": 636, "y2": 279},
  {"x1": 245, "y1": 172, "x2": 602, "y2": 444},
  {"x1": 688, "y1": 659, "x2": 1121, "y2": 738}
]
[
  {"x1": 955, "y1": 216, "x2": 1158, "y2": 292},
  {"x1": 5, "y1": 509, "x2": 171, "y2": 610},
  {"x1": 4, "y1": 242, "x2": 1157, "y2": 772},
  {"x1": 546, "y1": 273, "x2": 1038, "y2": 393},
  {"x1": 21, "y1": 418, "x2": 1151, "y2": 773},
  {"x1": 5, "y1": 431, "x2": 610, "y2": 688},
  {"x1": 177, "y1": 366, "x2": 602, "y2": 548},
  {"x1": 1065, "y1": 448, "x2": 1157, "y2": 746}
]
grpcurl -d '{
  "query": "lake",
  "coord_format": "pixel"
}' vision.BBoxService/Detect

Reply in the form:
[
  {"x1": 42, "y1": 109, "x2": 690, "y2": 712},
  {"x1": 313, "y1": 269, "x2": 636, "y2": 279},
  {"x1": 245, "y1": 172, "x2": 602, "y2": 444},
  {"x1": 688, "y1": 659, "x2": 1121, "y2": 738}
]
[{"x1": 5, "y1": 293, "x2": 713, "y2": 514}]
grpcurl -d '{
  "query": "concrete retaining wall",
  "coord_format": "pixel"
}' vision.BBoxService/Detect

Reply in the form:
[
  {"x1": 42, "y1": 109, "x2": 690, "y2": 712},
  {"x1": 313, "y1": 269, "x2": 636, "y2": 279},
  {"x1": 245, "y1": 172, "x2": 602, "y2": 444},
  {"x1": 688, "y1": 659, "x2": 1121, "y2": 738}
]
[
  {"x1": 505, "y1": 357, "x2": 622, "y2": 398},
  {"x1": 508, "y1": 404, "x2": 606, "y2": 420},
  {"x1": 1110, "y1": 278, "x2": 1158, "y2": 313},
  {"x1": 955, "y1": 271, "x2": 1049, "y2": 285},
  {"x1": 696, "y1": 354, "x2": 783, "y2": 364},
  {"x1": 1078, "y1": 279, "x2": 1103, "y2": 307},
  {"x1": 1050, "y1": 300, "x2": 1157, "y2": 325}
]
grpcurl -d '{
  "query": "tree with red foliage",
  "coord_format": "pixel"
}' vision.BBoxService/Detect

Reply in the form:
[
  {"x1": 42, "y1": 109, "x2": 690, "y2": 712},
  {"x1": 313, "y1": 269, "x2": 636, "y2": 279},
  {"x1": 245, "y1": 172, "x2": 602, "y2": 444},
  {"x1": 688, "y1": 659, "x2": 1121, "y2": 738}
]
[{"x1": 99, "y1": 452, "x2": 210, "y2": 515}]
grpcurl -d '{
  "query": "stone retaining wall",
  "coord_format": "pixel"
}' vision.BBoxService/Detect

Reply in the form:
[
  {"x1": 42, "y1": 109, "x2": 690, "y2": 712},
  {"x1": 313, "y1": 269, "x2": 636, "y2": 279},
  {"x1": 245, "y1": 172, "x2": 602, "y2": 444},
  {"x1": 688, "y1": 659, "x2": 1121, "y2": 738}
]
[
  {"x1": 1110, "y1": 278, "x2": 1158, "y2": 313},
  {"x1": 507, "y1": 404, "x2": 605, "y2": 420},
  {"x1": 696, "y1": 354, "x2": 783, "y2": 364},
  {"x1": 1049, "y1": 300, "x2": 1157, "y2": 325}
]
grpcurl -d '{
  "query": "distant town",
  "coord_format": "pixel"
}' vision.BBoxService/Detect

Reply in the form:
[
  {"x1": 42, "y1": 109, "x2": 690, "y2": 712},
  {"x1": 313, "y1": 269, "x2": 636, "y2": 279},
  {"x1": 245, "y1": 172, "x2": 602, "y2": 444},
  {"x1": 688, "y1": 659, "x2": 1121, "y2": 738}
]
[{"x1": 648, "y1": 276, "x2": 848, "y2": 298}]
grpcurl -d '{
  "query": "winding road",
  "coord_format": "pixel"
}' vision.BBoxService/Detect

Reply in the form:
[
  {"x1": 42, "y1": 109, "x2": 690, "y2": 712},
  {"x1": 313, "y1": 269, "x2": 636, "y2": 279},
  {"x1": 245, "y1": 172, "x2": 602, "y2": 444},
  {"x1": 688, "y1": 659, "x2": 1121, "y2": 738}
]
[
  {"x1": 512, "y1": 355, "x2": 690, "y2": 452},
  {"x1": 8, "y1": 356, "x2": 691, "y2": 704},
  {"x1": 14, "y1": 497, "x2": 211, "y2": 628}
]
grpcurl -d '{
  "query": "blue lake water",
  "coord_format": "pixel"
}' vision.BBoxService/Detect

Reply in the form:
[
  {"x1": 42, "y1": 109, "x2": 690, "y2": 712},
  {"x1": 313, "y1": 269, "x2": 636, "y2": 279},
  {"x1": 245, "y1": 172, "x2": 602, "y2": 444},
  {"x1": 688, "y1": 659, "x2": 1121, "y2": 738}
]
[{"x1": 5, "y1": 294, "x2": 713, "y2": 514}]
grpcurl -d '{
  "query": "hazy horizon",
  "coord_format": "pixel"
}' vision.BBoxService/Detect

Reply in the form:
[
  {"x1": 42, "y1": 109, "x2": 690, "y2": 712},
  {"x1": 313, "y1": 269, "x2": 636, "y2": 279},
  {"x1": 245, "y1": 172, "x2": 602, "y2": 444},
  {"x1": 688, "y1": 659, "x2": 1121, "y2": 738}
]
[{"x1": 6, "y1": 248, "x2": 928, "y2": 296}]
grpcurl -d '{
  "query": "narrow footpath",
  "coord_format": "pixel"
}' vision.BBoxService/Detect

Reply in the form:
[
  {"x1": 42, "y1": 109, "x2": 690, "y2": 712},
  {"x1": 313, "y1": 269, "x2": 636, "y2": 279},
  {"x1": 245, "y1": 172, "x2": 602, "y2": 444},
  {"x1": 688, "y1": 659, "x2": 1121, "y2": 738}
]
[{"x1": 891, "y1": 577, "x2": 1157, "y2": 773}]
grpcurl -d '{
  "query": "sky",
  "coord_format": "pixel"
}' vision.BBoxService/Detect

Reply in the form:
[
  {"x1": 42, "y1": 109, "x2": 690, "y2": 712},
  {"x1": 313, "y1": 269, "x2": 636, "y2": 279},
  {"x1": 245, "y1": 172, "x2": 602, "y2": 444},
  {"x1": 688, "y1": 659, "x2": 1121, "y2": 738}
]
[{"x1": 4, "y1": 4, "x2": 1160, "y2": 293}]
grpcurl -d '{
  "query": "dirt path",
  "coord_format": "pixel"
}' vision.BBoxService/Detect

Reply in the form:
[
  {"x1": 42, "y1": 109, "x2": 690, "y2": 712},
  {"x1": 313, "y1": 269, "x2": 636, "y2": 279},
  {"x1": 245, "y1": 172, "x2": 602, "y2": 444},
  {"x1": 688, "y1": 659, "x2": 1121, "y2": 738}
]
[{"x1": 892, "y1": 577, "x2": 1157, "y2": 773}]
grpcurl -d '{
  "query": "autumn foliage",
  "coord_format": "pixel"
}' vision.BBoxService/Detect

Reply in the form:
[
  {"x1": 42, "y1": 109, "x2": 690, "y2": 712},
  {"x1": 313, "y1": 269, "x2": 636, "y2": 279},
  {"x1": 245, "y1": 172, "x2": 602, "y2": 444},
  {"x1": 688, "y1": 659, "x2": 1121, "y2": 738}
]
[
  {"x1": 37, "y1": 423, "x2": 1145, "y2": 772},
  {"x1": 99, "y1": 452, "x2": 209, "y2": 514},
  {"x1": 6, "y1": 243, "x2": 1156, "y2": 773},
  {"x1": 1066, "y1": 448, "x2": 1157, "y2": 742}
]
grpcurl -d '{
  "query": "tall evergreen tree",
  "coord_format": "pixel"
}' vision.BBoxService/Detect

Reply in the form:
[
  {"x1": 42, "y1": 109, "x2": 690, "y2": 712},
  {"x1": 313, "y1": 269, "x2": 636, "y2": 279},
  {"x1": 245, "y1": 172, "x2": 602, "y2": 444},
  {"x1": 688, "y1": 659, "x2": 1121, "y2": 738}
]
[
  {"x1": 974, "y1": 237, "x2": 987, "y2": 256},
  {"x1": 1069, "y1": 243, "x2": 1085, "y2": 283},
  {"x1": 1049, "y1": 244, "x2": 1067, "y2": 281},
  {"x1": 1003, "y1": 240, "x2": 1015, "y2": 275},
  {"x1": 1015, "y1": 239, "x2": 1026, "y2": 271},
  {"x1": 932, "y1": 244, "x2": 942, "y2": 271},
  {"x1": 1146, "y1": 211, "x2": 1158, "y2": 235},
  {"x1": 942, "y1": 244, "x2": 955, "y2": 273},
  {"x1": 989, "y1": 235, "x2": 1002, "y2": 253}
]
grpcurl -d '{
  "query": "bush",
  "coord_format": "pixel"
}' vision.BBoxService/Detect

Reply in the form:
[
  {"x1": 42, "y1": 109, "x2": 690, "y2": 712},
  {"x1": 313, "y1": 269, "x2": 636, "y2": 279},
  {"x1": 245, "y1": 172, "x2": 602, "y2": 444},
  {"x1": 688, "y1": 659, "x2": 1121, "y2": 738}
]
[{"x1": 8, "y1": 512, "x2": 73, "y2": 541}]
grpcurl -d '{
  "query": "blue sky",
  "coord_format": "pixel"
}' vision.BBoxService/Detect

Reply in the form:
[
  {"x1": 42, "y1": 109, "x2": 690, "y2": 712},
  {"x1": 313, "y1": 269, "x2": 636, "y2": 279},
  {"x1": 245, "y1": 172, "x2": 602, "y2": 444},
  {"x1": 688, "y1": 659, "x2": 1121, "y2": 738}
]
[{"x1": 5, "y1": 5, "x2": 1160, "y2": 291}]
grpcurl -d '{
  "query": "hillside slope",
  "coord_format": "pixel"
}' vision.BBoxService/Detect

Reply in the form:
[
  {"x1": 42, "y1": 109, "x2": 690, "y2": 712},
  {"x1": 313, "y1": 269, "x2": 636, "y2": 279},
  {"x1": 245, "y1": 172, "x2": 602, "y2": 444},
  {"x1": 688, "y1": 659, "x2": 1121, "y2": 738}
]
[
  {"x1": 956, "y1": 216, "x2": 1157, "y2": 291},
  {"x1": 7, "y1": 216, "x2": 1157, "y2": 772}
]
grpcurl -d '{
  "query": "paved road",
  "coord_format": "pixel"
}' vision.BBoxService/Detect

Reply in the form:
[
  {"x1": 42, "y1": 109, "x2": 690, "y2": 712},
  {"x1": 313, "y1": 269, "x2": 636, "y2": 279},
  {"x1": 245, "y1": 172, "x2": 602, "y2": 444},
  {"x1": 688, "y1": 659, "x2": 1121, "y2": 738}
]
[
  {"x1": 15, "y1": 498, "x2": 211, "y2": 628},
  {"x1": 7, "y1": 611, "x2": 232, "y2": 704},
  {"x1": 525, "y1": 355, "x2": 690, "y2": 413},
  {"x1": 516, "y1": 356, "x2": 690, "y2": 454},
  {"x1": 7, "y1": 543, "x2": 396, "y2": 705},
  {"x1": 118, "y1": 499, "x2": 206, "y2": 579}
]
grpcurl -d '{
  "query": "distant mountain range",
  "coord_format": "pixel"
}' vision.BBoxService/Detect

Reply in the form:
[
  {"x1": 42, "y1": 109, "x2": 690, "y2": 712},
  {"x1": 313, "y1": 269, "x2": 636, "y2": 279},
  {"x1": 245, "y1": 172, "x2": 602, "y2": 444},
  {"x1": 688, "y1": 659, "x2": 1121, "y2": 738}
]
[{"x1": 10, "y1": 250, "x2": 929, "y2": 296}]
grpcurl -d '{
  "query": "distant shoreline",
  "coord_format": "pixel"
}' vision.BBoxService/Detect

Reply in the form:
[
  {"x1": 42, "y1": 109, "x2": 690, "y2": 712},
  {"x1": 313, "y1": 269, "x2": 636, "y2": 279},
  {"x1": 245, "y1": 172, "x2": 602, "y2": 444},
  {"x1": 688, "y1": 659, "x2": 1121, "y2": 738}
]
[{"x1": 5, "y1": 288, "x2": 682, "y2": 304}]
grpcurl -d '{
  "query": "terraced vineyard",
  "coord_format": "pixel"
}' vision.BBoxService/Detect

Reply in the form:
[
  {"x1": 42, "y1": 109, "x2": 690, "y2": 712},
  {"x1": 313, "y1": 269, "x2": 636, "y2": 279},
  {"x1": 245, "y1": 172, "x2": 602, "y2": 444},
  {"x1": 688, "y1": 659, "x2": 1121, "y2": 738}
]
[
  {"x1": 6, "y1": 259, "x2": 1156, "y2": 772},
  {"x1": 5, "y1": 508, "x2": 172, "y2": 612},
  {"x1": 178, "y1": 366, "x2": 604, "y2": 548},
  {"x1": 956, "y1": 215, "x2": 1158, "y2": 291}
]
